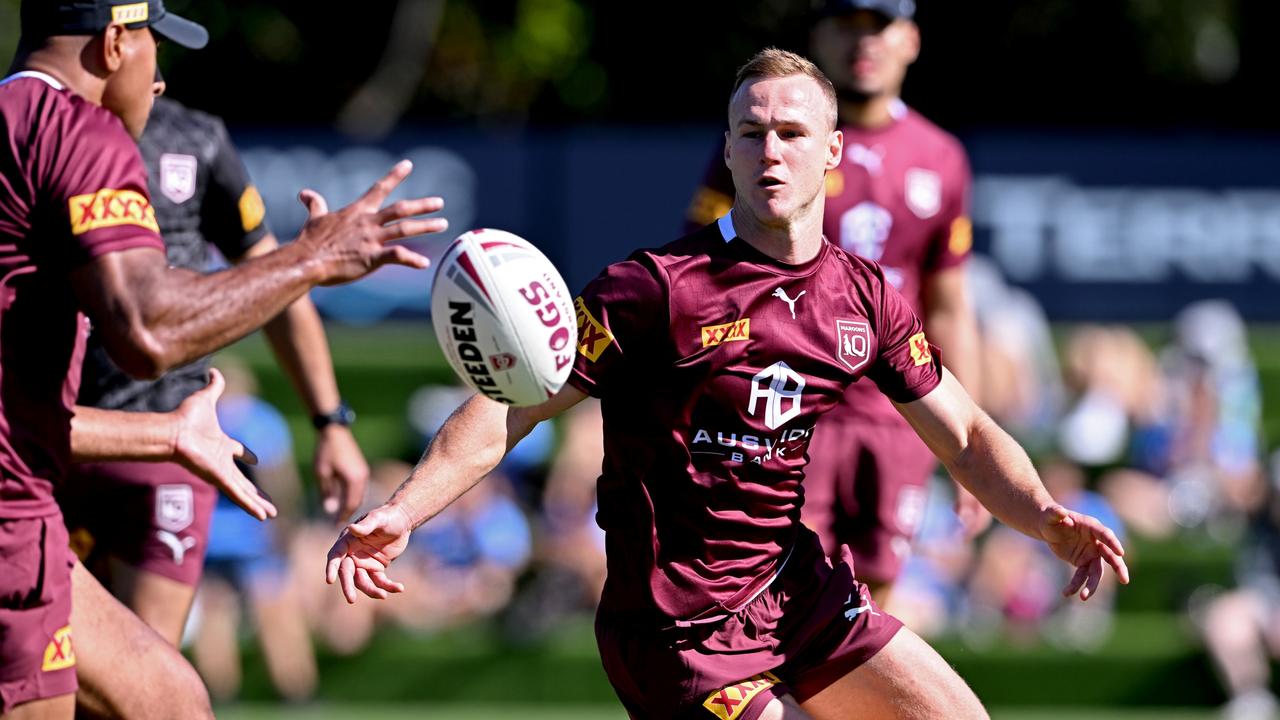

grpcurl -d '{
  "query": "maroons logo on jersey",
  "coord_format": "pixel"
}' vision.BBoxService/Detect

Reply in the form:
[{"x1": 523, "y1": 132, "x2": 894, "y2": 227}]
[
  {"x1": 159, "y1": 153, "x2": 197, "y2": 204},
  {"x1": 836, "y1": 319, "x2": 871, "y2": 372},
  {"x1": 68, "y1": 189, "x2": 159, "y2": 235},
  {"x1": 905, "y1": 168, "x2": 942, "y2": 219}
]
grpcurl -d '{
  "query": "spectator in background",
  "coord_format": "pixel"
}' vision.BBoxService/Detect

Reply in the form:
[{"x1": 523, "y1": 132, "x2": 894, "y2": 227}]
[
  {"x1": 1101, "y1": 301, "x2": 1264, "y2": 539},
  {"x1": 506, "y1": 399, "x2": 608, "y2": 641},
  {"x1": 1200, "y1": 450, "x2": 1280, "y2": 720},
  {"x1": 191, "y1": 356, "x2": 318, "y2": 703}
]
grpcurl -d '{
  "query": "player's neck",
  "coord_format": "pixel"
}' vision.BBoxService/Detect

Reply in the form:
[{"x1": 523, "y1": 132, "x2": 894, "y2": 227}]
[
  {"x1": 731, "y1": 204, "x2": 825, "y2": 266},
  {"x1": 15, "y1": 45, "x2": 106, "y2": 105},
  {"x1": 839, "y1": 95, "x2": 899, "y2": 130}
]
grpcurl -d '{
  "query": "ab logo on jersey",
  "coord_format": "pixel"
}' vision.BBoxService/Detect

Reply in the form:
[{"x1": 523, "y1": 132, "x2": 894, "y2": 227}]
[
  {"x1": 159, "y1": 153, "x2": 198, "y2": 204},
  {"x1": 909, "y1": 332, "x2": 933, "y2": 366},
  {"x1": 836, "y1": 319, "x2": 870, "y2": 372},
  {"x1": 748, "y1": 361, "x2": 805, "y2": 430},
  {"x1": 42, "y1": 626, "x2": 75, "y2": 672},
  {"x1": 574, "y1": 297, "x2": 614, "y2": 362},
  {"x1": 703, "y1": 672, "x2": 780, "y2": 720},
  {"x1": 68, "y1": 189, "x2": 159, "y2": 235}
]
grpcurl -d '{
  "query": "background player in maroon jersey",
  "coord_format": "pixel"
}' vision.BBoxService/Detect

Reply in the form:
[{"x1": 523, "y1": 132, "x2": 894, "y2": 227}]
[
  {"x1": 2, "y1": 1, "x2": 448, "y2": 716},
  {"x1": 688, "y1": 0, "x2": 987, "y2": 606},
  {"x1": 328, "y1": 49, "x2": 1127, "y2": 720}
]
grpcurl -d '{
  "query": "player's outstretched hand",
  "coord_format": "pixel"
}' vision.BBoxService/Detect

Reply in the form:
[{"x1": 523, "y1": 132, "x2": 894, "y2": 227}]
[
  {"x1": 295, "y1": 160, "x2": 448, "y2": 286},
  {"x1": 172, "y1": 369, "x2": 277, "y2": 521},
  {"x1": 326, "y1": 504, "x2": 412, "y2": 604},
  {"x1": 1039, "y1": 504, "x2": 1130, "y2": 601}
]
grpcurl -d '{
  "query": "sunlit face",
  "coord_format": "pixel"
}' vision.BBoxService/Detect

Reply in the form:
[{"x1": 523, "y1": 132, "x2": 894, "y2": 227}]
[
  {"x1": 725, "y1": 74, "x2": 842, "y2": 227},
  {"x1": 810, "y1": 10, "x2": 919, "y2": 99},
  {"x1": 101, "y1": 27, "x2": 160, "y2": 139}
]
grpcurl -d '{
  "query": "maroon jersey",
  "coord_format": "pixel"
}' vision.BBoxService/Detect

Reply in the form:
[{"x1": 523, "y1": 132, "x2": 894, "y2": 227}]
[
  {"x1": 0, "y1": 72, "x2": 164, "y2": 518},
  {"x1": 569, "y1": 214, "x2": 942, "y2": 621},
  {"x1": 687, "y1": 102, "x2": 971, "y2": 427}
]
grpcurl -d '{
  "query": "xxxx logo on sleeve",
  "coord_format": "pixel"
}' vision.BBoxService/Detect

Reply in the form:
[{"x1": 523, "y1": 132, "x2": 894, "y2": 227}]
[
  {"x1": 42, "y1": 625, "x2": 75, "y2": 672},
  {"x1": 68, "y1": 189, "x2": 159, "y2": 236},
  {"x1": 909, "y1": 331, "x2": 933, "y2": 366},
  {"x1": 701, "y1": 318, "x2": 750, "y2": 348},
  {"x1": 703, "y1": 671, "x2": 780, "y2": 720},
  {"x1": 574, "y1": 297, "x2": 614, "y2": 362}
]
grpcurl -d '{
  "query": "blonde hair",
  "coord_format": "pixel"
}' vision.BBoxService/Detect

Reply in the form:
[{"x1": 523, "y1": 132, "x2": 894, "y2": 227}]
[{"x1": 730, "y1": 47, "x2": 838, "y2": 129}]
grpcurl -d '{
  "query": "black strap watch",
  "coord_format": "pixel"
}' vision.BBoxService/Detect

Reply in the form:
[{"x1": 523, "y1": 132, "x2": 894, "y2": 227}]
[{"x1": 312, "y1": 401, "x2": 356, "y2": 430}]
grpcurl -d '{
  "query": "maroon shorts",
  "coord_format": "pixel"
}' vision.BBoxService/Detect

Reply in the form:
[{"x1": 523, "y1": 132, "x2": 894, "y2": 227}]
[
  {"x1": 0, "y1": 514, "x2": 77, "y2": 713},
  {"x1": 59, "y1": 461, "x2": 216, "y2": 586},
  {"x1": 801, "y1": 419, "x2": 937, "y2": 585},
  {"x1": 595, "y1": 531, "x2": 902, "y2": 719}
]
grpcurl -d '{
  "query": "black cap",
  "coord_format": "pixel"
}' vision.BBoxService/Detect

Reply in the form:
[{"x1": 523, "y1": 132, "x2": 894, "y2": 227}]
[
  {"x1": 22, "y1": 0, "x2": 209, "y2": 49},
  {"x1": 820, "y1": 0, "x2": 916, "y2": 20}
]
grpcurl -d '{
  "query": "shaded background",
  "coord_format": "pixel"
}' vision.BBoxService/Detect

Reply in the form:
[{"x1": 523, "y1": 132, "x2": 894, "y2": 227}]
[{"x1": 5, "y1": 1, "x2": 1279, "y2": 718}]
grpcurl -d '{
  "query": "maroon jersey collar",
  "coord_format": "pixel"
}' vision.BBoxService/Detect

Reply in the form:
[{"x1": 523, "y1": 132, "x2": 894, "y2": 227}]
[
  {"x1": 717, "y1": 210, "x2": 831, "y2": 278},
  {"x1": 0, "y1": 71, "x2": 65, "y2": 91}
]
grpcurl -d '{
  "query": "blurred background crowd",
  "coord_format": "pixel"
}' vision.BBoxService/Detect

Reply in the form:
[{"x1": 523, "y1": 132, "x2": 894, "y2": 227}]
[{"x1": 7, "y1": 0, "x2": 1280, "y2": 717}]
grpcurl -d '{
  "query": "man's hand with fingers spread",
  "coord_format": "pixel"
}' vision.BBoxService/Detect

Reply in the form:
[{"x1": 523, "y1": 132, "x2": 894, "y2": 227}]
[
  {"x1": 1039, "y1": 504, "x2": 1130, "y2": 601},
  {"x1": 171, "y1": 369, "x2": 277, "y2": 521},
  {"x1": 294, "y1": 160, "x2": 447, "y2": 285},
  {"x1": 326, "y1": 504, "x2": 414, "y2": 603}
]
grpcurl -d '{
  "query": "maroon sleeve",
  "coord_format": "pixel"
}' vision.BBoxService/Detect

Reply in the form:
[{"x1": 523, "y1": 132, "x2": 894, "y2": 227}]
[
  {"x1": 921, "y1": 145, "x2": 973, "y2": 275},
  {"x1": 568, "y1": 256, "x2": 667, "y2": 398},
  {"x1": 863, "y1": 262, "x2": 943, "y2": 403},
  {"x1": 46, "y1": 110, "x2": 164, "y2": 265},
  {"x1": 682, "y1": 140, "x2": 735, "y2": 234}
]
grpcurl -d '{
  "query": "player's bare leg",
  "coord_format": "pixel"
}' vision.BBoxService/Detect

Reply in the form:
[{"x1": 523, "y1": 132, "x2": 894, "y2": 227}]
[
  {"x1": 191, "y1": 577, "x2": 242, "y2": 702},
  {"x1": 1, "y1": 695, "x2": 74, "y2": 720},
  {"x1": 100, "y1": 557, "x2": 197, "y2": 647},
  {"x1": 800, "y1": 627, "x2": 987, "y2": 720},
  {"x1": 249, "y1": 580, "x2": 318, "y2": 702},
  {"x1": 759, "y1": 694, "x2": 812, "y2": 719},
  {"x1": 69, "y1": 562, "x2": 214, "y2": 720}
]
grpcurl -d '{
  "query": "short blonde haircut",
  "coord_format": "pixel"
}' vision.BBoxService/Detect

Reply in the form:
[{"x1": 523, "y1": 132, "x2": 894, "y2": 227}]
[{"x1": 730, "y1": 47, "x2": 838, "y2": 129}]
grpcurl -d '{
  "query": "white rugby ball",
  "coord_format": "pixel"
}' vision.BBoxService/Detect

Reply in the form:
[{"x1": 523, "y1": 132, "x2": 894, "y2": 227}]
[{"x1": 430, "y1": 229, "x2": 577, "y2": 406}]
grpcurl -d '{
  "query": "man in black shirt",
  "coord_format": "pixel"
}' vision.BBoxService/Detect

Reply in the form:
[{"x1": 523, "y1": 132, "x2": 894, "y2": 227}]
[{"x1": 62, "y1": 95, "x2": 370, "y2": 647}]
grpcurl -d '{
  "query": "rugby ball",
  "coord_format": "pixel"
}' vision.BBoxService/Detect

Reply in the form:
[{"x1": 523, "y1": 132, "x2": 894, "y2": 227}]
[{"x1": 430, "y1": 229, "x2": 577, "y2": 406}]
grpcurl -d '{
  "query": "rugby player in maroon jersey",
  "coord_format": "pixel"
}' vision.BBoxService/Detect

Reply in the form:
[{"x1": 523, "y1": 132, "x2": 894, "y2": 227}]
[
  {"x1": 686, "y1": 0, "x2": 988, "y2": 606},
  {"x1": 328, "y1": 49, "x2": 1128, "y2": 720},
  {"x1": 2, "y1": 1, "x2": 448, "y2": 715}
]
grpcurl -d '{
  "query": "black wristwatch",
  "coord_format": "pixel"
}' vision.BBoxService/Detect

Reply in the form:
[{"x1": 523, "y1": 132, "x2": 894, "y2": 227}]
[{"x1": 312, "y1": 401, "x2": 356, "y2": 430}]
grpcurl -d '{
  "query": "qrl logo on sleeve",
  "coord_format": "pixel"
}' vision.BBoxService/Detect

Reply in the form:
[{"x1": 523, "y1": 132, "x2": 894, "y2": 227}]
[
  {"x1": 68, "y1": 189, "x2": 159, "y2": 235},
  {"x1": 239, "y1": 185, "x2": 266, "y2": 232},
  {"x1": 909, "y1": 332, "x2": 933, "y2": 366},
  {"x1": 574, "y1": 297, "x2": 614, "y2": 362}
]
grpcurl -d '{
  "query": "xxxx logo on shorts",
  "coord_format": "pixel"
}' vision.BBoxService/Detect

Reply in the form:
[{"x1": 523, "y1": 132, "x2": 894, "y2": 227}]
[
  {"x1": 574, "y1": 297, "x2": 614, "y2": 362},
  {"x1": 702, "y1": 671, "x2": 780, "y2": 720},
  {"x1": 68, "y1": 189, "x2": 159, "y2": 236},
  {"x1": 702, "y1": 318, "x2": 750, "y2": 348},
  {"x1": 909, "y1": 331, "x2": 933, "y2": 367},
  {"x1": 42, "y1": 625, "x2": 75, "y2": 672}
]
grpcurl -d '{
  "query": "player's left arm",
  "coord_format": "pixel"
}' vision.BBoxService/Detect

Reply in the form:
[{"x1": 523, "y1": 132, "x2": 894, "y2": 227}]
[
  {"x1": 71, "y1": 370, "x2": 275, "y2": 520},
  {"x1": 202, "y1": 117, "x2": 370, "y2": 524},
  {"x1": 894, "y1": 371, "x2": 1130, "y2": 600}
]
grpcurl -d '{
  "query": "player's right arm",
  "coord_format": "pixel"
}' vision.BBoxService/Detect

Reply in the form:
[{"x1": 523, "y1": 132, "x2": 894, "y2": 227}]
[
  {"x1": 71, "y1": 161, "x2": 446, "y2": 380},
  {"x1": 325, "y1": 385, "x2": 587, "y2": 603}
]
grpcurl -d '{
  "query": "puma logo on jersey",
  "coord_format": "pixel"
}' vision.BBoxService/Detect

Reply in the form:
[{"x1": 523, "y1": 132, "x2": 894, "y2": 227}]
[
  {"x1": 156, "y1": 530, "x2": 198, "y2": 565},
  {"x1": 772, "y1": 287, "x2": 805, "y2": 320},
  {"x1": 843, "y1": 590, "x2": 880, "y2": 621}
]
